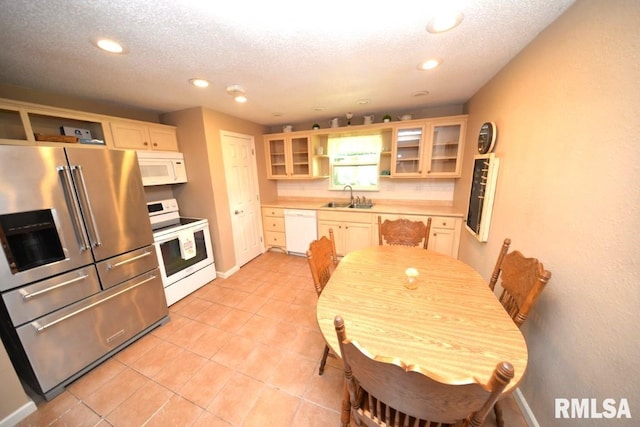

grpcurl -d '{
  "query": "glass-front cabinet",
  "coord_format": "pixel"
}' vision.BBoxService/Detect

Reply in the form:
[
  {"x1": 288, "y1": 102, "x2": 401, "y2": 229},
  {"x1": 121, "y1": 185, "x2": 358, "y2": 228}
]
[
  {"x1": 387, "y1": 116, "x2": 467, "y2": 179},
  {"x1": 391, "y1": 125, "x2": 425, "y2": 177},
  {"x1": 265, "y1": 134, "x2": 311, "y2": 178},
  {"x1": 425, "y1": 118, "x2": 466, "y2": 177}
]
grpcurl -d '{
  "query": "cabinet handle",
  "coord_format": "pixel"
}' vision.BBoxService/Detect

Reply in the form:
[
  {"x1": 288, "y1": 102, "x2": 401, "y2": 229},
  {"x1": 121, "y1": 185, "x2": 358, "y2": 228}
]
[
  {"x1": 144, "y1": 141, "x2": 149, "y2": 146},
  {"x1": 153, "y1": 143, "x2": 158, "y2": 147}
]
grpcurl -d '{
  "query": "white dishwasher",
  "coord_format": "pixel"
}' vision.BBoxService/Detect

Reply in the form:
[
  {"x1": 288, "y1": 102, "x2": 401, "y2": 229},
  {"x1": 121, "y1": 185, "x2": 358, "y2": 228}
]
[{"x1": 284, "y1": 209, "x2": 318, "y2": 255}]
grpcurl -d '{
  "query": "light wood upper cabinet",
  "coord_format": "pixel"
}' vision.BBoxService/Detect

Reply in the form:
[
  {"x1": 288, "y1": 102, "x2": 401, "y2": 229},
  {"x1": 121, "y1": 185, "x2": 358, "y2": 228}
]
[
  {"x1": 265, "y1": 133, "x2": 312, "y2": 179},
  {"x1": 388, "y1": 116, "x2": 467, "y2": 178},
  {"x1": 424, "y1": 117, "x2": 466, "y2": 177},
  {"x1": 262, "y1": 114, "x2": 466, "y2": 181},
  {"x1": 391, "y1": 124, "x2": 426, "y2": 177},
  {"x1": 111, "y1": 120, "x2": 179, "y2": 151}
]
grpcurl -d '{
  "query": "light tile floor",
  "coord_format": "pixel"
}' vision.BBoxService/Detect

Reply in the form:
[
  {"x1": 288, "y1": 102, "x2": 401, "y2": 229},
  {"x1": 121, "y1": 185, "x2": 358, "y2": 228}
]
[{"x1": 17, "y1": 251, "x2": 528, "y2": 427}]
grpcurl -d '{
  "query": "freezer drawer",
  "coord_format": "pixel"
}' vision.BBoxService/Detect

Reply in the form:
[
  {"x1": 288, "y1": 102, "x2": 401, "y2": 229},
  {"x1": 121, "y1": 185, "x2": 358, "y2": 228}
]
[
  {"x1": 15, "y1": 268, "x2": 167, "y2": 395},
  {"x1": 2, "y1": 266, "x2": 101, "y2": 327},
  {"x1": 96, "y1": 245, "x2": 158, "y2": 290}
]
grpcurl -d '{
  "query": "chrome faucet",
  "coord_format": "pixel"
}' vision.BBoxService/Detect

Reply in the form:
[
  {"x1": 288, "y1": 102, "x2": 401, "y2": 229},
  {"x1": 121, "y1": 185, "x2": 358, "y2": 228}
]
[{"x1": 343, "y1": 185, "x2": 354, "y2": 204}]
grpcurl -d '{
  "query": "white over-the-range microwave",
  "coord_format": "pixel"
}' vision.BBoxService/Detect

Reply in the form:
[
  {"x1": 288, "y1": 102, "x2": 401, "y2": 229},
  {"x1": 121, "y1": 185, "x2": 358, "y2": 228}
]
[{"x1": 137, "y1": 151, "x2": 188, "y2": 186}]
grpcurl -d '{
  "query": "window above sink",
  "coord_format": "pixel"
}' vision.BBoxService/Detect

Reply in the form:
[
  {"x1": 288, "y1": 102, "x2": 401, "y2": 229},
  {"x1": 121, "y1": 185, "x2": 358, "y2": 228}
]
[{"x1": 328, "y1": 133, "x2": 384, "y2": 191}]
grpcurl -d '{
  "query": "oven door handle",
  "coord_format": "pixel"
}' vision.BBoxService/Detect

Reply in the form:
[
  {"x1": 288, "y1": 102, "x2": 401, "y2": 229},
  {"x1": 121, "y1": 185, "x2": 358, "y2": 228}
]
[
  {"x1": 31, "y1": 274, "x2": 157, "y2": 333},
  {"x1": 107, "y1": 250, "x2": 152, "y2": 270}
]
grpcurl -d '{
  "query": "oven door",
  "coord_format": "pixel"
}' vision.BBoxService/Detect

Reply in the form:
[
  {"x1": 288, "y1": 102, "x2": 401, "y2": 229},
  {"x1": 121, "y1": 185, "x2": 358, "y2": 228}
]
[{"x1": 153, "y1": 221, "x2": 214, "y2": 287}]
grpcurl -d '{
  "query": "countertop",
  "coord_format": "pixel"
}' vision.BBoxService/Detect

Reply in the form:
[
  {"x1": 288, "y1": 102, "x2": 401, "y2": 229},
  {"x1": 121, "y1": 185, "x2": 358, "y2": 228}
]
[{"x1": 261, "y1": 198, "x2": 465, "y2": 218}]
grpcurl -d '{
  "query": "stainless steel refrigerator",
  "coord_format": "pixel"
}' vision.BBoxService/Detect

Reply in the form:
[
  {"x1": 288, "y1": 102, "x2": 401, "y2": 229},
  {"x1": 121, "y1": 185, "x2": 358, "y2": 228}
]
[{"x1": 0, "y1": 145, "x2": 168, "y2": 400}]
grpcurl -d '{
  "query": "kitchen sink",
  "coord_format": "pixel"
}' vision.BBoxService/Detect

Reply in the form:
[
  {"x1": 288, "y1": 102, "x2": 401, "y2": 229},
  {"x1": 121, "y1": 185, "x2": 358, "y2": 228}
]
[
  {"x1": 321, "y1": 201, "x2": 374, "y2": 209},
  {"x1": 322, "y1": 201, "x2": 352, "y2": 208}
]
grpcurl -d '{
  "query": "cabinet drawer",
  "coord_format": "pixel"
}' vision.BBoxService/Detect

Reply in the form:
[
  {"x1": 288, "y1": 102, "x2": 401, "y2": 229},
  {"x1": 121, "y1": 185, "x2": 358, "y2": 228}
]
[
  {"x1": 431, "y1": 217, "x2": 456, "y2": 230},
  {"x1": 265, "y1": 231, "x2": 286, "y2": 247},
  {"x1": 262, "y1": 207, "x2": 284, "y2": 217},
  {"x1": 263, "y1": 216, "x2": 285, "y2": 232}
]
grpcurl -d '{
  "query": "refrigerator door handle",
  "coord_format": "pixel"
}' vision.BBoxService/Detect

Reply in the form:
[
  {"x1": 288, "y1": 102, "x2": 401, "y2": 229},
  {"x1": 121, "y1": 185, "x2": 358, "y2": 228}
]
[
  {"x1": 71, "y1": 164, "x2": 102, "y2": 247},
  {"x1": 57, "y1": 165, "x2": 91, "y2": 251}
]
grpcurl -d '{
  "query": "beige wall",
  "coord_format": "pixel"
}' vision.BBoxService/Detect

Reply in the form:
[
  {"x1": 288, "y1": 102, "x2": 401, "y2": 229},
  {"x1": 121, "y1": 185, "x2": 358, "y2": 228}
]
[
  {"x1": 0, "y1": 343, "x2": 34, "y2": 424},
  {"x1": 162, "y1": 107, "x2": 273, "y2": 273},
  {"x1": 454, "y1": 1, "x2": 640, "y2": 425}
]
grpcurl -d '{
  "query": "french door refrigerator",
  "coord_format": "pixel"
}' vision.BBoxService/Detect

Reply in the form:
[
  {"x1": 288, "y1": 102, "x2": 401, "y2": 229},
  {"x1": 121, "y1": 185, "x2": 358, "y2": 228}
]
[{"x1": 0, "y1": 145, "x2": 168, "y2": 400}]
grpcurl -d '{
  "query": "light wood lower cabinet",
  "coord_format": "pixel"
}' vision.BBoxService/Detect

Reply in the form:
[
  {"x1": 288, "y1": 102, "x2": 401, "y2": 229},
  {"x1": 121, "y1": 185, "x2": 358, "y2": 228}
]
[
  {"x1": 317, "y1": 211, "x2": 374, "y2": 257},
  {"x1": 261, "y1": 207, "x2": 286, "y2": 251},
  {"x1": 376, "y1": 214, "x2": 461, "y2": 258}
]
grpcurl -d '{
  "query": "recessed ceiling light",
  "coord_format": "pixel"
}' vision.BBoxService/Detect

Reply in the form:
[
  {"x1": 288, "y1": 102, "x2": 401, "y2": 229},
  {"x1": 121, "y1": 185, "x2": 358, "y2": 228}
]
[
  {"x1": 427, "y1": 10, "x2": 464, "y2": 33},
  {"x1": 93, "y1": 38, "x2": 125, "y2": 54},
  {"x1": 417, "y1": 58, "x2": 441, "y2": 70},
  {"x1": 273, "y1": 112, "x2": 284, "y2": 117},
  {"x1": 357, "y1": 99, "x2": 371, "y2": 105},
  {"x1": 189, "y1": 78, "x2": 210, "y2": 88},
  {"x1": 312, "y1": 106, "x2": 325, "y2": 112}
]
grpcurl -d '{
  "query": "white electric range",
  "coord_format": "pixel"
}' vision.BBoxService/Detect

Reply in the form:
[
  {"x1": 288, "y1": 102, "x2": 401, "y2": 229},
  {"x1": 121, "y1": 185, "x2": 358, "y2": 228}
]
[{"x1": 147, "y1": 199, "x2": 216, "y2": 306}]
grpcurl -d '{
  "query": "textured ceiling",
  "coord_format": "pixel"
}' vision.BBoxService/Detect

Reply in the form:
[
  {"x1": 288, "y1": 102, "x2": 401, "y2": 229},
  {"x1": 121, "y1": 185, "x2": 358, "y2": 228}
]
[{"x1": 0, "y1": 0, "x2": 574, "y2": 126}]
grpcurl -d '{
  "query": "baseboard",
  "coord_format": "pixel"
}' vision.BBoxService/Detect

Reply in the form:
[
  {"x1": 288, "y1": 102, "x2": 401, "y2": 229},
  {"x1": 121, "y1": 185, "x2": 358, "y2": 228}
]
[
  {"x1": 0, "y1": 400, "x2": 37, "y2": 427},
  {"x1": 514, "y1": 388, "x2": 540, "y2": 427},
  {"x1": 216, "y1": 265, "x2": 240, "y2": 279}
]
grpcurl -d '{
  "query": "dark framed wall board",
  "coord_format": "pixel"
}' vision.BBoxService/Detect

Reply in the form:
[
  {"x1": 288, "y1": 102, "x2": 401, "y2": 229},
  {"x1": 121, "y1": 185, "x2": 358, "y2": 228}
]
[{"x1": 465, "y1": 154, "x2": 499, "y2": 242}]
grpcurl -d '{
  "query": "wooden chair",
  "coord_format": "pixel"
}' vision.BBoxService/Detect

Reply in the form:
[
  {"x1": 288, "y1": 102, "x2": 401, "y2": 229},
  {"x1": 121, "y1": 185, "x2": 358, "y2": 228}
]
[
  {"x1": 378, "y1": 216, "x2": 432, "y2": 249},
  {"x1": 334, "y1": 316, "x2": 514, "y2": 427},
  {"x1": 306, "y1": 229, "x2": 338, "y2": 375},
  {"x1": 488, "y1": 238, "x2": 552, "y2": 426},
  {"x1": 489, "y1": 238, "x2": 552, "y2": 328}
]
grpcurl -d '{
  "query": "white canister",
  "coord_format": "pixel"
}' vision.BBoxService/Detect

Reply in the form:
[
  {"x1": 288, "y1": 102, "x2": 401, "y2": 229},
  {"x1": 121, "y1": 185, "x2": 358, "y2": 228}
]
[
  {"x1": 329, "y1": 118, "x2": 339, "y2": 128},
  {"x1": 363, "y1": 115, "x2": 374, "y2": 125},
  {"x1": 283, "y1": 124, "x2": 293, "y2": 132}
]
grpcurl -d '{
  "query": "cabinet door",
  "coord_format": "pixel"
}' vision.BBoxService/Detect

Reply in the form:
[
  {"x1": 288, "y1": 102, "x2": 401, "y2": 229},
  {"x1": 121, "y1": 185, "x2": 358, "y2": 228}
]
[
  {"x1": 148, "y1": 125, "x2": 179, "y2": 151},
  {"x1": 318, "y1": 220, "x2": 345, "y2": 255},
  {"x1": 343, "y1": 222, "x2": 373, "y2": 255},
  {"x1": 289, "y1": 135, "x2": 311, "y2": 177},
  {"x1": 266, "y1": 136, "x2": 288, "y2": 178},
  {"x1": 391, "y1": 125, "x2": 425, "y2": 177},
  {"x1": 424, "y1": 119, "x2": 466, "y2": 177},
  {"x1": 428, "y1": 228, "x2": 456, "y2": 256},
  {"x1": 110, "y1": 121, "x2": 150, "y2": 150}
]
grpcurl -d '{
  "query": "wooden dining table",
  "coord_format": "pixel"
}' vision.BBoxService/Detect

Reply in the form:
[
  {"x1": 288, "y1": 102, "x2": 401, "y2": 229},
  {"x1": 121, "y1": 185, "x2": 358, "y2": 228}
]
[{"x1": 316, "y1": 245, "x2": 528, "y2": 426}]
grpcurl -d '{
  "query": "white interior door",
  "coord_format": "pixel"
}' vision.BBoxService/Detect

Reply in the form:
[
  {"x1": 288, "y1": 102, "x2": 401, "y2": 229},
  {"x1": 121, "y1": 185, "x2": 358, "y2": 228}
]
[{"x1": 221, "y1": 131, "x2": 264, "y2": 267}]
